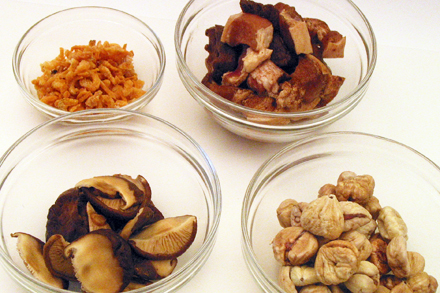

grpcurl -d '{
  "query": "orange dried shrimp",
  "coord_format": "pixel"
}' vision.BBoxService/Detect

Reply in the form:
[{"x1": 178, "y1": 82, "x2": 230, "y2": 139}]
[{"x1": 32, "y1": 40, "x2": 146, "y2": 112}]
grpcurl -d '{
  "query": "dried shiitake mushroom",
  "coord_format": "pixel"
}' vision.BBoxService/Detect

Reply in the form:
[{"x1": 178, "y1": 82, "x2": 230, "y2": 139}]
[
  {"x1": 86, "y1": 202, "x2": 112, "y2": 232},
  {"x1": 132, "y1": 254, "x2": 178, "y2": 282},
  {"x1": 46, "y1": 187, "x2": 88, "y2": 242},
  {"x1": 129, "y1": 215, "x2": 197, "y2": 260},
  {"x1": 13, "y1": 174, "x2": 198, "y2": 292},
  {"x1": 119, "y1": 205, "x2": 162, "y2": 240},
  {"x1": 64, "y1": 229, "x2": 134, "y2": 293},
  {"x1": 77, "y1": 175, "x2": 146, "y2": 221},
  {"x1": 115, "y1": 174, "x2": 152, "y2": 203},
  {"x1": 144, "y1": 259, "x2": 178, "y2": 280},
  {"x1": 43, "y1": 234, "x2": 76, "y2": 281},
  {"x1": 11, "y1": 232, "x2": 68, "y2": 289}
]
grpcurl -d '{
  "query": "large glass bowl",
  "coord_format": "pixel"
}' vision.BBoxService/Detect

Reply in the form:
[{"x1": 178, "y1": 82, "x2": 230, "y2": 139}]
[
  {"x1": 0, "y1": 109, "x2": 221, "y2": 293},
  {"x1": 13, "y1": 7, "x2": 166, "y2": 122},
  {"x1": 242, "y1": 131, "x2": 440, "y2": 291},
  {"x1": 175, "y1": 0, "x2": 376, "y2": 143}
]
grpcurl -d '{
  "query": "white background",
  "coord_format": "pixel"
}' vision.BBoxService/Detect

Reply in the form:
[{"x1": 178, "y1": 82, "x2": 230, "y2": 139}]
[{"x1": 0, "y1": 0, "x2": 439, "y2": 292}]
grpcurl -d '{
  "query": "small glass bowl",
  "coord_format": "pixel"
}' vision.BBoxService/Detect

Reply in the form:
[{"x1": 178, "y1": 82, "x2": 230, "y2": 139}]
[
  {"x1": 13, "y1": 7, "x2": 166, "y2": 122},
  {"x1": 175, "y1": 0, "x2": 376, "y2": 143},
  {"x1": 0, "y1": 109, "x2": 221, "y2": 293},
  {"x1": 241, "y1": 131, "x2": 440, "y2": 291}
]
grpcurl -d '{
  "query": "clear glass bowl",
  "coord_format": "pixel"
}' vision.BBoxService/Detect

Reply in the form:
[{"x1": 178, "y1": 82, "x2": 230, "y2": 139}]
[
  {"x1": 241, "y1": 131, "x2": 440, "y2": 291},
  {"x1": 13, "y1": 7, "x2": 166, "y2": 122},
  {"x1": 175, "y1": 0, "x2": 376, "y2": 143},
  {"x1": 0, "y1": 109, "x2": 221, "y2": 293}
]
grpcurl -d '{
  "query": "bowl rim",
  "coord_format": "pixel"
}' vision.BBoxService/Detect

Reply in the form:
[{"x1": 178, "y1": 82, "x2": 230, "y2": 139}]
[
  {"x1": 12, "y1": 6, "x2": 166, "y2": 119},
  {"x1": 0, "y1": 108, "x2": 222, "y2": 293},
  {"x1": 174, "y1": 0, "x2": 377, "y2": 124},
  {"x1": 240, "y1": 130, "x2": 440, "y2": 292}
]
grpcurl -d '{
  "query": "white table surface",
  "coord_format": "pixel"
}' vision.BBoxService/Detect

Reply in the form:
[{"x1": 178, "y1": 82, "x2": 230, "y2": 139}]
[{"x1": 1, "y1": 0, "x2": 439, "y2": 292}]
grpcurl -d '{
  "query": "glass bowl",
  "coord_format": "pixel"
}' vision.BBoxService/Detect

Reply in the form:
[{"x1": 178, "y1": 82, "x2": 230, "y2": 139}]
[
  {"x1": 241, "y1": 131, "x2": 440, "y2": 291},
  {"x1": 0, "y1": 109, "x2": 221, "y2": 293},
  {"x1": 175, "y1": 0, "x2": 376, "y2": 143},
  {"x1": 13, "y1": 7, "x2": 166, "y2": 122}
]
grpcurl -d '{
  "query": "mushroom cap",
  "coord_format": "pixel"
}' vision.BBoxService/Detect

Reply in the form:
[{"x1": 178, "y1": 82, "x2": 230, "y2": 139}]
[
  {"x1": 46, "y1": 187, "x2": 89, "y2": 243},
  {"x1": 119, "y1": 202, "x2": 164, "y2": 240},
  {"x1": 132, "y1": 253, "x2": 178, "y2": 281},
  {"x1": 65, "y1": 229, "x2": 134, "y2": 293},
  {"x1": 115, "y1": 174, "x2": 152, "y2": 203},
  {"x1": 77, "y1": 176, "x2": 146, "y2": 221}
]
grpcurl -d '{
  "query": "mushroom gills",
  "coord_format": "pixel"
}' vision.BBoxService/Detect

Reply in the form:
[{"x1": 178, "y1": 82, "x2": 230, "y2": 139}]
[
  {"x1": 11, "y1": 232, "x2": 68, "y2": 289},
  {"x1": 43, "y1": 234, "x2": 76, "y2": 281},
  {"x1": 129, "y1": 215, "x2": 197, "y2": 260}
]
